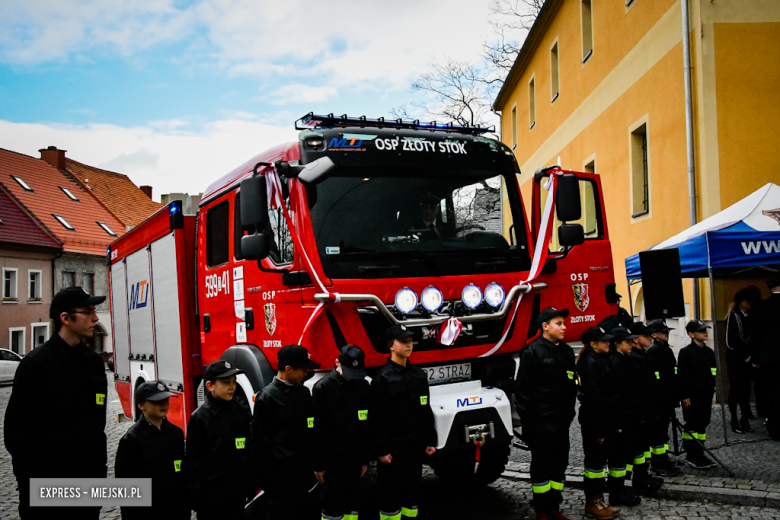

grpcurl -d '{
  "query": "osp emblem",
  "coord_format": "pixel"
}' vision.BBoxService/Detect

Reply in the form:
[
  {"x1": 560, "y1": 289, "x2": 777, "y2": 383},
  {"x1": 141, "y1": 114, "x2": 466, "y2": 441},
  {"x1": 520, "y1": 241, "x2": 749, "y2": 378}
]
[
  {"x1": 264, "y1": 303, "x2": 277, "y2": 336},
  {"x1": 573, "y1": 283, "x2": 590, "y2": 312}
]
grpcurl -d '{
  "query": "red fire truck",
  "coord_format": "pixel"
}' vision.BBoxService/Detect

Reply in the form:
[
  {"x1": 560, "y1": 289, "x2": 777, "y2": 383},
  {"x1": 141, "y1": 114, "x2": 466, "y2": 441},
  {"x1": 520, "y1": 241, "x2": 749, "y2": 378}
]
[{"x1": 108, "y1": 113, "x2": 618, "y2": 484}]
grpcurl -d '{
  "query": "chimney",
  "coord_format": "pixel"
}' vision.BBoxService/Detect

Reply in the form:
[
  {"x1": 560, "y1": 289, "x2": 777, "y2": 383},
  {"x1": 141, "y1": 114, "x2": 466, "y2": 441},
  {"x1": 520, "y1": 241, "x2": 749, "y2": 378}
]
[
  {"x1": 39, "y1": 146, "x2": 67, "y2": 170},
  {"x1": 140, "y1": 185, "x2": 153, "y2": 200}
]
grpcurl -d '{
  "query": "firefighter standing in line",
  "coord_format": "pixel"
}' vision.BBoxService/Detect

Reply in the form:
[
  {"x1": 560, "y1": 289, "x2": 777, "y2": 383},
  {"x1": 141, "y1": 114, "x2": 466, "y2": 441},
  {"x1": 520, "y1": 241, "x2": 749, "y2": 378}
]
[
  {"x1": 115, "y1": 380, "x2": 189, "y2": 520},
  {"x1": 678, "y1": 320, "x2": 717, "y2": 469},
  {"x1": 312, "y1": 345, "x2": 372, "y2": 520},
  {"x1": 626, "y1": 322, "x2": 664, "y2": 493},
  {"x1": 253, "y1": 344, "x2": 321, "y2": 520},
  {"x1": 515, "y1": 308, "x2": 577, "y2": 520},
  {"x1": 185, "y1": 360, "x2": 255, "y2": 519},
  {"x1": 749, "y1": 279, "x2": 780, "y2": 440},
  {"x1": 576, "y1": 327, "x2": 621, "y2": 519},
  {"x1": 4, "y1": 287, "x2": 107, "y2": 520},
  {"x1": 645, "y1": 320, "x2": 682, "y2": 477},
  {"x1": 725, "y1": 289, "x2": 754, "y2": 434},
  {"x1": 371, "y1": 324, "x2": 437, "y2": 520}
]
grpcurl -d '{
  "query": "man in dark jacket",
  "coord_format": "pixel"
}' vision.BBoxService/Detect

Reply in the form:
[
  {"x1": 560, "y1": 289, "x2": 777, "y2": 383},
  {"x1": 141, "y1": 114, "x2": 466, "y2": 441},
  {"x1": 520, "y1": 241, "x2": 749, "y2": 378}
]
[
  {"x1": 4, "y1": 287, "x2": 107, "y2": 520},
  {"x1": 726, "y1": 288, "x2": 754, "y2": 433},
  {"x1": 313, "y1": 345, "x2": 371, "y2": 520},
  {"x1": 678, "y1": 320, "x2": 717, "y2": 469},
  {"x1": 186, "y1": 360, "x2": 254, "y2": 519},
  {"x1": 115, "y1": 380, "x2": 189, "y2": 520},
  {"x1": 750, "y1": 279, "x2": 780, "y2": 440},
  {"x1": 645, "y1": 319, "x2": 681, "y2": 476},
  {"x1": 516, "y1": 308, "x2": 577, "y2": 520},
  {"x1": 253, "y1": 344, "x2": 320, "y2": 520}
]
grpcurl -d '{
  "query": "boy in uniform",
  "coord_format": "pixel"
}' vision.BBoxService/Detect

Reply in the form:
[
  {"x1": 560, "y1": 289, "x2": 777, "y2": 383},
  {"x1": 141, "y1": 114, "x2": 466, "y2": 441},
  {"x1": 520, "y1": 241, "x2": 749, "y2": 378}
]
[
  {"x1": 253, "y1": 344, "x2": 320, "y2": 520},
  {"x1": 186, "y1": 360, "x2": 254, "y2": 519},
  {"x1": 313, "y1": 345, "x2": 371, "y2": 520},
  {"x1": 115, "y1": 380, "x2": 189, "y2": 520},
  {"x1": 678, "y1": 320, "x2": 717, "y2": 469},
  {"x1": 515, "y1": 308, "x2": 577, "y2": 520},
  {"x1": 372, "y1": 324, "x2": 437, "y2": 520}
]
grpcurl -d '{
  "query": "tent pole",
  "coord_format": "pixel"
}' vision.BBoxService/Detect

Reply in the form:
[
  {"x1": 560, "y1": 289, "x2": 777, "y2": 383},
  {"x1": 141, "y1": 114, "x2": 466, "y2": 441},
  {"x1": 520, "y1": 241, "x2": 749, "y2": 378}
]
[
  {"x1": 708, "y1": 269, "x2": 729, "y2": 446},
  {"x1": 627, "y1": 277, "x2": 634, "y2": 317}
]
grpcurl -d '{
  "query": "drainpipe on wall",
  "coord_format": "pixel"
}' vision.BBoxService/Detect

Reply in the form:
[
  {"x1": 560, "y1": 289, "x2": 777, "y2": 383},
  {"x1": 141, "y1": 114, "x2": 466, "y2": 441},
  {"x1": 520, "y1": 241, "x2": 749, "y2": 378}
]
[{"x1": 681, "y1": 0, "x2": 700, "y2": 319}]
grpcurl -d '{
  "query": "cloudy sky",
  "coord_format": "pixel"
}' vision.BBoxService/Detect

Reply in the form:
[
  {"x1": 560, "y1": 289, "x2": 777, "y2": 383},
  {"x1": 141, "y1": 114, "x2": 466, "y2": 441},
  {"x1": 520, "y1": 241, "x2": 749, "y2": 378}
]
[{"x1": 0, "y1": 0, "x2": 501, "y2": 199}]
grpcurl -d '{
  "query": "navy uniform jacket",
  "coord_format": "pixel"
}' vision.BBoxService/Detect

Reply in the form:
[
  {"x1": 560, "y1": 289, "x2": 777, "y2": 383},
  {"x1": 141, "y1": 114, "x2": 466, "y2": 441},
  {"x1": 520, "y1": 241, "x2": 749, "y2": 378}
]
[
  {"x1": 646, "y1": 338, "x2": 679, "y2": 410},
  {"x1": 630, "y1": 346, "x2": 660, "y2": 419},
  {"x1": 577, "y1": 347, "x2": 620, "y2": 437},
  {"x1": 677, "y1": 341, "x2": 717, "y2": 401},
  {"x1": 4, "y1": 333, "x2": 107, "y2": 478}
]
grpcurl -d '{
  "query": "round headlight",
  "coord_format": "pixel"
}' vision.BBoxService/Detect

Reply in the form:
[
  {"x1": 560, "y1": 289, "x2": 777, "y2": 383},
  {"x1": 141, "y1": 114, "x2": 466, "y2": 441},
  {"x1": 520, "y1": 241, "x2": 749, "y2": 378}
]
[
  {"x1": 461, "y1": 284, "x2": 483, "y2": 310},
  {"x1": 421, "y1": 286, "x2": 443, "y2": 312},
  {"x1": 395, "y1": 288, "x2": 418, "y2": 314},
  {"x1": 485, "y1": 282, "x2": 505, "y2": 308}
]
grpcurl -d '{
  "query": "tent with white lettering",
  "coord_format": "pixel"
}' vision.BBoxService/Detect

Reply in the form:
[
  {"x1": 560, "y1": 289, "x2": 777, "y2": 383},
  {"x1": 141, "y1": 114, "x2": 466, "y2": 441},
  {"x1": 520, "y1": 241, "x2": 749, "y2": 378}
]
[{"x1": 625, "y1": 182, "x2": 780, "y2": 279}]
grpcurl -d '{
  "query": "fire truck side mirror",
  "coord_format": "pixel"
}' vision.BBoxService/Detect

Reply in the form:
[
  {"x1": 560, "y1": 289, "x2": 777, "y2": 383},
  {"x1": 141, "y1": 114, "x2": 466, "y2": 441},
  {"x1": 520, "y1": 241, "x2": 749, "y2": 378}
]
[
  {"x1": 555, "y1": 175, "x2": 582, "y2": 222},
  {"x1": 298, "y1": 156, "x2": 336, "y2": 185},
  {"x1": 239, "y1": 175, "x2": 269, "y2": 230},
  {"x1": 241, "y1": 232, "x2": 270, "y2": 260},
  {"x1": 558, "y1": 223, "x2": 585, "y2": 247}
]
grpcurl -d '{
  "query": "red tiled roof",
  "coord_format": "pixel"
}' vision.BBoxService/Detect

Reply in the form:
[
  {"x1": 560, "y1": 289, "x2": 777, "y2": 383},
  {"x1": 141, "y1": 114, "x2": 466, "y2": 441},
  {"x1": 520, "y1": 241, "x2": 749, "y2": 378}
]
[
  {"x1": 0, "y1": 148, "x2": 126, "y2": 255},
  {"x1": 66, "y1": 159, "x2": 161, "y2": 228},
  {"x1": 0, "y1": 184, "x2": 61, "y2": 249}
]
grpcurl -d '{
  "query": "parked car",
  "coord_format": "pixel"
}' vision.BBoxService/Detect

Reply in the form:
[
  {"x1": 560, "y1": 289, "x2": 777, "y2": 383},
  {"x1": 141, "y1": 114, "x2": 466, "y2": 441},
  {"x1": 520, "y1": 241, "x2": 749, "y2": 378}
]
[{"x1": 0, "y1": 349, "x2": 22, "y2": 383}]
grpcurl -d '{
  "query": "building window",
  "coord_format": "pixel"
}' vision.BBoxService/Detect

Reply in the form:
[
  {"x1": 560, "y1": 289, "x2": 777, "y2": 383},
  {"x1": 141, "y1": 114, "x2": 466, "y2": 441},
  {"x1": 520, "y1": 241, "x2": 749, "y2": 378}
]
[
  {"x1": 511, "y1": 106, "x2": 517, "y2": 149},
  {"x1": 10, "y1": 175, "x2": 33, "y2": 191},
  {"x1": 206, "y1": 201, "x2": 230, "y2": 267},
  {"x1": 83, "y1": 272, "x2": 95, "y2": 296},
  {"x1": 9, "y1": 328, "x2": 25, "y2": 355},
  {"x1": 31, "y1": 323, "x2": 49, "y2": 349},
  {"x1": 584, "y1": 159, "x2": 596, "y2": 174},
  {"x1": 529, "y1": 77, "x2": 536, "y2": 129},
  {"x1": 582, "y1": 0, "x2": 594, "y2": 63},
  {"x1": 53, "y1": 214, "x2": 75, "y2": 231},
  {"x1": 60, "y1": 186, "x2": 79, "y2": 201},
  {"x1": 97, "y1": 222, "x2": 117, "y2": 236},
  {"x1": 551, "y1": 42, "x2": 560, "y2": 102},
  {"x1": 3, "y1": 268, "x2": 18, "y2": 300},
  {"x1": 62, "y1": 271, "x2": 76, "y2": 289},
  {"x1": 631, "y1": 123, "x2": 650, "y2": 217},
  {"x1": 28, "y1": 270, "x2": 42, "y2": 300}
]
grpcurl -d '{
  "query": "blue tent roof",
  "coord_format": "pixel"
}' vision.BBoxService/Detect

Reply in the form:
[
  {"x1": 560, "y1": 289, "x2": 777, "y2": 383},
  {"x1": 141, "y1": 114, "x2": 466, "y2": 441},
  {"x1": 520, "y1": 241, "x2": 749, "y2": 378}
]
[{"x1": 626, "y1": 183, "x2": 780, "y2": 279}]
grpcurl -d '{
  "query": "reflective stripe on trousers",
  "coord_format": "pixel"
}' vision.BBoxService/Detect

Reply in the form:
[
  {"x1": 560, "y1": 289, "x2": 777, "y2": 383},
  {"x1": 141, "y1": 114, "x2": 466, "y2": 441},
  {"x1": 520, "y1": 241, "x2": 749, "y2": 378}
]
[
  {"x1": 633, "y1": 453, "x2": 646, "y2": 465},
  {"x1": 651, "y1": 444, "x2": 668, "y2": 455},
  {"x1": 683, "y1": 431, "x2": 706, "y2": 441},
  {"x1": 380, "y1": 511, "x2": 401, "y2": 520},
  {"x1": 583, "y1": 467, "x2": 606, "y2": 479},
  {"x1": 532, "y1": 481, "x2": 551, "y2": 494},
  {"x1": 401, "y1": 506, "x2": 418, "y2": 517},
  {"x1": 344, "y1": 514, "x2": 359, "y2": 520},
  {"x1": 608, "y1": 466, "x2": 627, "y2": 478}
]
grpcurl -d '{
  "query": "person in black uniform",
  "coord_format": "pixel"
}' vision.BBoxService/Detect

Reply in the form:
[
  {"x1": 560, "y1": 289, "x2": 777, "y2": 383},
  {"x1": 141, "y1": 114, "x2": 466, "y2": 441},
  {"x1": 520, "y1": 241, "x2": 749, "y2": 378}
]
[
  {"x1": 750, "y1": 279, "x2": 780, "y2": 439},
  {"x1": 253, "y1": 344, "x2": 320, "y2": 520},
  {"x1": 678, "y1": 320, "x2": 717, "y2": 469},
  {"x1": 576, "y1": 327, "x2": 620, "y2": 519},
  {"x1": 725, "y1": 289, "x2": 754, "y2": 433},
  {"x1": 645, "y1": 320, "x2": 682, "y2": 477},
  {"x1": 186, "y1": 360, "x2": 255, "y2": 519},
  {"x1": 372, "y1": 324, "x2": 437, "y2": 520},
  {"x1": 403, "y1": 194, "x2": 454, "y2": 239},
  {"x1": 115, "y1": 380, "x2": 189, "y2": 520},
  {"x1": 4, "y1": 287, "x2": 107, "y2": 520},
  {"x1": 515, "y1": 308, "x2": 577, "y2": 520},
  {"x1": 313, "y1": 345, "x2": 371, "y2": 520}
]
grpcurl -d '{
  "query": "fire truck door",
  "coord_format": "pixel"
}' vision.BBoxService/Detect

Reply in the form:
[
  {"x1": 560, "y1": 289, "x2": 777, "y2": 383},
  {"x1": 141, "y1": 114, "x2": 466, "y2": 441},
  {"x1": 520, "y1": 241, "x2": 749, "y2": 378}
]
[
  {"x1": 110, "y1": 260, "x2": 131, "y2": 382},
  {"x1": 150, "y1": 233, "x2": 184, "y2": 391}
]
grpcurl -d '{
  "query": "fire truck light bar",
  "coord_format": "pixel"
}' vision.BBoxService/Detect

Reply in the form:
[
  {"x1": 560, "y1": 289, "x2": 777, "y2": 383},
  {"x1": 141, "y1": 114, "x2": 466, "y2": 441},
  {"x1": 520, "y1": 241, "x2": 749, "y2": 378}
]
[{"x1": 295, "y1": 112, "x2": 495, "y2": 135}]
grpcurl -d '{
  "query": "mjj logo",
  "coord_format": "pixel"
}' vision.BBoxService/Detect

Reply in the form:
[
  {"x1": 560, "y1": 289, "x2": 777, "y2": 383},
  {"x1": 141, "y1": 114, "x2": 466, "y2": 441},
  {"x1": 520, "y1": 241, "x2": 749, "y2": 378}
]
[
  {"x1": 130, "y1": 280, "x2": 149, "y2": 310},
  {"x1": 456, "y1": 396, "x2": 483, "y2": 408},
  {"x1": 329, "y1": 137, "x2": 364, "y2": 148}
]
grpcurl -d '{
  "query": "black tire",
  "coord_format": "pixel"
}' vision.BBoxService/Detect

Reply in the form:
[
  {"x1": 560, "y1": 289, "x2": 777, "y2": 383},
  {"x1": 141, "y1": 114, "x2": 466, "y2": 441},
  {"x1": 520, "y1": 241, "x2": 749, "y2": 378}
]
[{"x1": 430, "y1": 440, "x2": 511, "y2": 487}]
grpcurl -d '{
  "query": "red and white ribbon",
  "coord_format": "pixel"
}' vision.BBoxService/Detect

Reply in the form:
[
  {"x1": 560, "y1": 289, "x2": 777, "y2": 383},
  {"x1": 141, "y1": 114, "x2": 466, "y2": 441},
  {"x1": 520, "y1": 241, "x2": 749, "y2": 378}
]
[
  {"x1": 479, "y1": 171, "x2": 560, "y2": 357},
  {"x1": 439, "y1": 317, "x2": 464, "y2": 346}
]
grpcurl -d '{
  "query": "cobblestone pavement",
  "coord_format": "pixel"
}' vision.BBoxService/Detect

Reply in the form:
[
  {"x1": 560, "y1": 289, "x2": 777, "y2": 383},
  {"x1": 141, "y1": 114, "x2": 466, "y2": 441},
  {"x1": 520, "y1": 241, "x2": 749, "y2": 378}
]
[{"x1": 0, "y1": 374, "x2": 778, "y2": 519}]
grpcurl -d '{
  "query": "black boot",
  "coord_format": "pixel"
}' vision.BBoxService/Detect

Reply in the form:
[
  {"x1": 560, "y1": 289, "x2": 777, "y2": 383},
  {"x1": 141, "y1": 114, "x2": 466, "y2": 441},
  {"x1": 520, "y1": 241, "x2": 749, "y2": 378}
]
[
  {"x1": 632, "y1": 463, "x2": 663, "y2": 493},
  {"x1": 740, "y1": 419, "x2": 755, "y2": 433},
  {"x1": 608, "y1": 477, "x2": 640, "y2": 507}
]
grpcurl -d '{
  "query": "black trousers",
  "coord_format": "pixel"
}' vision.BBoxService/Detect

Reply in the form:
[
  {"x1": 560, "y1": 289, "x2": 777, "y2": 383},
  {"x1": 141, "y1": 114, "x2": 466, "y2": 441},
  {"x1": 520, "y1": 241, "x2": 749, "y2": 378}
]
[
  {"x1": 649, "y1": 408, "x2": 674, "y2": 468},
  {"x1": 321, "y1": 454, "x2": 363, "y2": 520},
  {"x1": 264, "y1": 468, "x2": 315, "y2": 520},
  {"x1": 377, "y1": 443, "x2": 424, "y2": 518},
  {"x1": 581, "y1": 425, "x2": 616, "y2": 498},
  {"x1": 529, "y1": 422, "x2": 570, "y2": 514},
  {"x1": 682, "y1": 392, "x2": 713, "y2": 458},
  {"x1": 16, "y1": 477, "x2": 101, "y2": 520},
  {"x1": 606, "y1": 430, "x2": 629, "y2": 495},
  {"x1": 727, "y1": 361, "x2": 752, "y2": 425},
  {"x1": 760, "y1": 367, "x2": 780, "y2": 439}
]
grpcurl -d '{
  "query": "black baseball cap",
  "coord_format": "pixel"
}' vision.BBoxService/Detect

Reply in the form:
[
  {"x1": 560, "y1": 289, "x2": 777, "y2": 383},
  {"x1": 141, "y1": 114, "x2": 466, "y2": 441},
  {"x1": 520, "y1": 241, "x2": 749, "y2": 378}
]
[
  {"x1": 420, "y1": 194, "x2": 440, "y2": 206},
  {"x1": 767, "y1": 278, "x2": 780, "y2": 289},
  {"x1": 204, "y1": 360, "x2": 245, "y2": 382},
  {"x1": 278, "y1": 344, "x2": 320, "y2": 370},
  {"x1": 610, "y1": 326, "x2": 638, "y2": 341},
  {"x1": 628, "y1": 322, "x2": 651, "y2": 336},
  {"x1": 338, "y1": 345, "x2": 367, "y2": 379},
  {"x1": 135, "y1": 380, "x2": 178, "y2": 404},
  {"x1": 384, "y1": 324, "x2": 414, "y2": 346},
  {"x1": 581, "y1": 326, "x2": 613, "y2": 345},
  {"x1": 50, "y1": 287, "x2": 106, "y2": 319},
  {"x1": 647, "y1": 319, "x2": 672, "y2": 333},
  {"x1": 537, "y1": 307, "x2": 569, "y2": 327},
  {"x1": 685, "y1": 320, "x2": 711, "y2": 333}
]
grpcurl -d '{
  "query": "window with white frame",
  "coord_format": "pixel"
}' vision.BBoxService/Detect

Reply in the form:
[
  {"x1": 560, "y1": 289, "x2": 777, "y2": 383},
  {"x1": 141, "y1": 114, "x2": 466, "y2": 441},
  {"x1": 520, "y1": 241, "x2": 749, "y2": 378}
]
[
  {"x1": 31, "y1": 323, "x2": 49, "y2": 349},
  {"x1": 97, "y1": 222, "x2": 116, "y2": 237},
  {"x1": 28, "y1": 270, "x2": 42, "y2": 300},
  {"x1": 9, "y1": 328, "x2": 25, "y2": 354},
  {"x1": 10, "y1": 175, "x2": 33, "y2": 191},
  {"x1": 3, "y1": 268, "x2": 18, "y2": 300},
  {"x1": 53, "y1": 214, "x2": 75, "y2": 231},
  {"x1": 60, "y1": 186, "x2": 80, "y2": 201}
]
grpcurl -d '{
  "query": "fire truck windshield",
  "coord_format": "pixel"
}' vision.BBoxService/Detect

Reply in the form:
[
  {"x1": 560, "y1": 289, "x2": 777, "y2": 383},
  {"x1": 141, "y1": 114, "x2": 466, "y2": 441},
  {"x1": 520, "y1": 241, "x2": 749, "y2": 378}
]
[{"x1": 308, "y1": 170, "x2": 530, "y2": 279}]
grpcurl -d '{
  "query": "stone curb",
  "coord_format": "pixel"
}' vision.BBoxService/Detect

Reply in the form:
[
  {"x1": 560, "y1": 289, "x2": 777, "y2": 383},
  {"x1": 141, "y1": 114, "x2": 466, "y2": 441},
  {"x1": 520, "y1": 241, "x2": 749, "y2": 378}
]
[{"x1": 500, "y1": 470, "x2": 780, "y2": 508}]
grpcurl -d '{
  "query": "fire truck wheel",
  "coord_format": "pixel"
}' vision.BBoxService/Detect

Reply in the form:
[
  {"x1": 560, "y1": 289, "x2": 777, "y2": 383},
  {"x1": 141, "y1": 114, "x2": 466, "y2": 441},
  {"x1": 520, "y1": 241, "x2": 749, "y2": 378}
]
[{"x1": 430, "y1": 440, "x2": 511, "y2": 487}]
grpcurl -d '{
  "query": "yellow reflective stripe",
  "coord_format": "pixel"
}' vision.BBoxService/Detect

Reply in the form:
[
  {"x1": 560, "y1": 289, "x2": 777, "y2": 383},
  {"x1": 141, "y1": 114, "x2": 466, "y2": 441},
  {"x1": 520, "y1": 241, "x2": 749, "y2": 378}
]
[
  {"x1": 655, "y1": 371, "x2": 660, "y2": 379},
  {"x1": 651, "y1": 445, "x2": 667, "y2": 455},
  {"x1": 711, "y1": 368, "x2": 717, "y2": 376},
  {"x1": 664, "y1": 444, "x2": 669, "y2": 451},
  {"x1": 675, "y1": 367, "x2": 678, "y2": 374},
  {"x1": 626, "y1": 464, "x2": 633, "y2": 472},
  {"x1": 567, "y1": 370, "x2": 574, "y2": 380},
  {"x1": 633, "y1": 455, "x2": 646, "y2": 465},
  {"x1": 420, "y1": 396, "x2": 428, "y2": 405},
  {"x1": 608, "y1": 467, "x2": 627, "y2": 478},
  {"x1": 344, "y1": 515, "x2": 358, "y2": 520},
  {"x1": 551, "y1": 481, "x2": 564, "y2": 491},
  {"x1": 380, "y1": 511, "x2": 401, "y2": 520},
  {"x1": 694, "y1": 432, "x2": 706, "y2": 440},
  {"x1": 584, "y1": 468, "x2": 606, "y2": 479},
  {"x1": 401, "y1": 506, "x2": 418, "y2": 517},
  {"x1": 644, "y1": 450, "x2": 652, "y2": 459},
  {"x1": 358, "y1": 409, "x2": 368, "y2": 421},
  {"x1": 96, "y1": 393, "x2": 106, "y2": 405},
  {"x1": 532, "y1": 481, "x2": 552, "y2": 494},
  {"x1": 322, "y1": 514, "x2": 343, "y2": 520},
  {"x1": 173, "y1": 460, "x2": 182, "y2": 472},
  {"x1": 235, "y1": 438, "x2": 246, "y2": 449},
  {"x1": 682, "y1": 432, "x2": 694, "y2": 440},
  {"x1": 308, "y1": 417, "x2": 314, "y2": 428}
]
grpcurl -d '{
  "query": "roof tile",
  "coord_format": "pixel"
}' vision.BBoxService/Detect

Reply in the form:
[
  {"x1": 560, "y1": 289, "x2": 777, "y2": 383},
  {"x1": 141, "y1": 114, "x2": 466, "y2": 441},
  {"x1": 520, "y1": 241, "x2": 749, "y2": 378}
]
[{"x1": 0, "y1": 184, "x2": 61, "y2": 249}]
